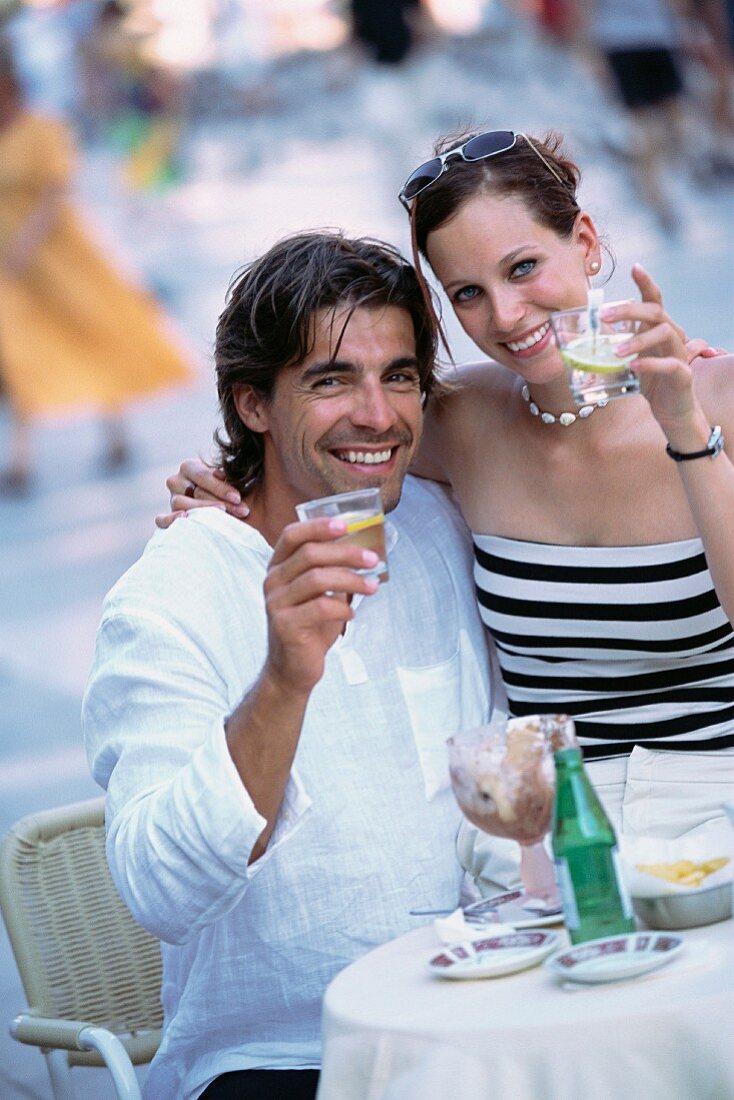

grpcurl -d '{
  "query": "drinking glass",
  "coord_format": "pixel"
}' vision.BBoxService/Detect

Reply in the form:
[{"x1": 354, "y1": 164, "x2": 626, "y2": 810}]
[
  {"x1": 550, "y1": 303, "x2": 639, "y2": 406},
  {"x1": 447, "y1": 716, "x2": 574, "y2": 906},
  {"x1": 295, "y1": 487, "x2": 388, "y2": 582}
]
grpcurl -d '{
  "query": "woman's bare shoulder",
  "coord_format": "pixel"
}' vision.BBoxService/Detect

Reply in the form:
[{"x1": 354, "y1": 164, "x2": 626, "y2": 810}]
[{"x1": 432, "y1": 360, "x2": 514, "y2": 420}]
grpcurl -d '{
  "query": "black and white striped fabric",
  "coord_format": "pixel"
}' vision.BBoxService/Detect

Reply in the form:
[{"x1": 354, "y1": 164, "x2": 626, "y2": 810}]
[{"x1": 473, "y1": 534, "x2": 734, "y2": 759}]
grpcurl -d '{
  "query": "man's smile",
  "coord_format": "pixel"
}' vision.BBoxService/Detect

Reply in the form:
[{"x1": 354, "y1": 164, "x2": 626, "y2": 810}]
[{"x1": 331, "y1": 446, "x2": 396, "y2": 467}]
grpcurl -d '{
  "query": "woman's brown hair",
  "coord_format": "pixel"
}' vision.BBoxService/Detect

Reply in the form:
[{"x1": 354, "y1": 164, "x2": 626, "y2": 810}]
[{"x1": 412, "y1": 129, "x2": 582, "y2": 260}]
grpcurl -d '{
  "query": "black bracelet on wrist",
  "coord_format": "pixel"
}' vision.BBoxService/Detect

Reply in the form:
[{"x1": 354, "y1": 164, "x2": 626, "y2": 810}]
[{"x1": 665, "y1": 425, "x2": 724, "y2": 462}]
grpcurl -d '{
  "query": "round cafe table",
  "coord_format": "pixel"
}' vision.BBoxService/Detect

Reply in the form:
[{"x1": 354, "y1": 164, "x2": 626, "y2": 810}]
[{"x1": 318, "y1": 917, "x2": 734, "y2": 1100}]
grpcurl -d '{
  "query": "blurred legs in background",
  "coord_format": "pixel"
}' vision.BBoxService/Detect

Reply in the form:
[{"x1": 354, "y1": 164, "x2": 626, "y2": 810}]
[
  {"x1": 100, "y1": 413, "x2": 130, "y2": 472},
  {"x1": 1, "y1": 412, "x2": 31, "y2": 494},
  {"x1": 625, "y1": 97, "x2": 686, "y2": 232},
  {"x1": 0, "y1": 409, "x2": 130, "y2": 495},
  {"x1": 603, "y1": 44, "x2": 687, "y2": 232}
]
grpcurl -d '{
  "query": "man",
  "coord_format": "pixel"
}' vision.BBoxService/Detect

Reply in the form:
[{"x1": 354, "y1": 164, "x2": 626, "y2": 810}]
[{"x1": 83, "y1": 230, "x2": 492, "y2": 1100}]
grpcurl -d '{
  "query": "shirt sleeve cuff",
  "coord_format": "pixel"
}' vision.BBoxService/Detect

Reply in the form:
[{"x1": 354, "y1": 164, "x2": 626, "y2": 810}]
[
  {"x1": 200, "y1": 721, "x2": 313, "y2": 876},
  {"x1": 246, "y1": 768, "x2": 312, "y2": 877}
]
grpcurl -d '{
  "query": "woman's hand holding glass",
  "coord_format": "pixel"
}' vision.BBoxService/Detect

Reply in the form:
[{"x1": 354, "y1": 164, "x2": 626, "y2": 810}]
[{"x1": 602, "y1": 264, "x2": 703, "y2": 436}]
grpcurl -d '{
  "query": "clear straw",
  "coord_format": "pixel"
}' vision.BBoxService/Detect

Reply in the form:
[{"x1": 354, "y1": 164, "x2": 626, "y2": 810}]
[{"x1": 587, "y1": 288, "x2": 604, "y2": 356}]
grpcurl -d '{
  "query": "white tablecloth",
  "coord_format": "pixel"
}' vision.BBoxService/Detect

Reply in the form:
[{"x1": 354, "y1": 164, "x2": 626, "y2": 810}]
[{"x1": 319, "y1": 918, "x2": 734, "y2": 1100}]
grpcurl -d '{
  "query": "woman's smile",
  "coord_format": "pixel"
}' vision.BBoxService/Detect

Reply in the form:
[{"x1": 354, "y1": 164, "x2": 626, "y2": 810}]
[{"x1": 502, "y1": 320, "x2": 553, "y2": 358}]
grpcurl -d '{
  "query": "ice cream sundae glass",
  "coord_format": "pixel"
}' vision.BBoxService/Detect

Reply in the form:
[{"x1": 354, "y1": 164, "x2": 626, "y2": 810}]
[{"x1": 447, "y1": 715, "x2": 575, "y2": 906}]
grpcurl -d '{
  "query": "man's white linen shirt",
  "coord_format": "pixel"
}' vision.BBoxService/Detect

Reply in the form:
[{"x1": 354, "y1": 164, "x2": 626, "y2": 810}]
[{"x1": 83, "y1": 476, "x2": 491, "y2": 1100}]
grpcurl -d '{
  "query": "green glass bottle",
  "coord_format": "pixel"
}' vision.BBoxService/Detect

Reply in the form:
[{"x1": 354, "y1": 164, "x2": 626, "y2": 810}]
[{"x1": 551, "y1": 746, "x2": 634, "y2": 944}]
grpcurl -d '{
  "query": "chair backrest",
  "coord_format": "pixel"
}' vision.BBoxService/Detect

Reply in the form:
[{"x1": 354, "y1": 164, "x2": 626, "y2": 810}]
[{"x1": 0, "y1": 797, "x2": 163, "y2": 1067}]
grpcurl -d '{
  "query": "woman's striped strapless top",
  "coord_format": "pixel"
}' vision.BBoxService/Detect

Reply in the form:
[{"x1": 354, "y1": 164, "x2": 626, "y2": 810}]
[{"x1": 473, "y1": 534, "x2": 734, "y2": 758}]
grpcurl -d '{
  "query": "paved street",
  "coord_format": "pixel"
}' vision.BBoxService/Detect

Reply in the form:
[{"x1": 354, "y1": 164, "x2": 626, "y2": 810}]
[{"x1": 1, "y1": 12, "x2": 734, "y2": 1097}]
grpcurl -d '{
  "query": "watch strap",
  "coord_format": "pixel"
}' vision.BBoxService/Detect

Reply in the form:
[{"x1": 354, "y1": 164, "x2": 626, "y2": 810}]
[{"x1": 666, "y1": 425, "x2": 724, "y2": 462}]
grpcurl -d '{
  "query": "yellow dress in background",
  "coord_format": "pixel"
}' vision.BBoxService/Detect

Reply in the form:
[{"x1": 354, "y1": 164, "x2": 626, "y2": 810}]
[{"x1": 0, "y1": 111, "x2": 194, "y2": 418}]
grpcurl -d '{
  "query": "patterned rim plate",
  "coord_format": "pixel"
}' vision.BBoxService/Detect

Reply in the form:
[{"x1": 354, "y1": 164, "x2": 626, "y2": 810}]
[
  {"x1": 429, "y1": 931, "x2": 559, "y2": 980},
  {"x1": 545, "y1": 932, "x2": 684, "y2": 984},
  {"x1": 465, "y1": 890, "x2": 563, "y2": 929}
]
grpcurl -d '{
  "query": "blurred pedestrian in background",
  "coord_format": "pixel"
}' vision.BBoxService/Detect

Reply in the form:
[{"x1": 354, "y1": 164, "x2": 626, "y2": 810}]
[
  {"x1": 567, "y1": 0, "x2": 689, "y2": 232},
  {"x1": 682, "y1": 0, "x2": 734, "y2": 158},
  {"x1": 349, "y1": 0, "x2": 423, "y2": 65},
  {"x1": 77, "y1": 0, "x2": 187, "y2": 191},
  {"x1": 532, "y1": 0, "x2": 577, "y2": 43},
  {"x1": 0, "y1": 36, "x2": 194, "y2": 494},
  {"x1": 76, "y1": 0, "x2": 132, "y2": 143},
  {"x1": 347, "y1": 0, "x2": 435, "y2": 197}
]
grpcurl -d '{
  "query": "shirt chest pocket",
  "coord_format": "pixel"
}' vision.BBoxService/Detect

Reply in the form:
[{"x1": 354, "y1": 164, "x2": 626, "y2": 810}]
[{"x1": 397, "y1": 628, "x2": 490, "y2": 801}]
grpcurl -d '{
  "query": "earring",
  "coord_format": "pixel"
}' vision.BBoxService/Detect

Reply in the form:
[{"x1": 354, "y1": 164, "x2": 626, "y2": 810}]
[{"x1": 589, "y1": 260, "x2": 600, "y2": 274}]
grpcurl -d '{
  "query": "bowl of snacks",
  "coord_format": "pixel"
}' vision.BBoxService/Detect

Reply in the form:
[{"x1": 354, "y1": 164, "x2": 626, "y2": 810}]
[
  {"x1": 631, "y1": 868, "x2": 731, "y2": 930},
  {"x1": 622, "y1": 823, "x2": 733, "y2": 930}
]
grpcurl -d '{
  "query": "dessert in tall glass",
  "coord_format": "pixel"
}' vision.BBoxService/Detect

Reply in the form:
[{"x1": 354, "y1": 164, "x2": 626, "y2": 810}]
[{"x1": 447, "y1": 715, "x2": 574, "y2": 907}]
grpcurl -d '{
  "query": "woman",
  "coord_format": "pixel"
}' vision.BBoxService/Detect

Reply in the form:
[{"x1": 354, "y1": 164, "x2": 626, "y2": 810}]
[
  {"x1": 163, "y1": 128, "x2": 734, "y2": 849},
  {"x1": 0, "y1": 40, "x2": 193, "y2": 492}
]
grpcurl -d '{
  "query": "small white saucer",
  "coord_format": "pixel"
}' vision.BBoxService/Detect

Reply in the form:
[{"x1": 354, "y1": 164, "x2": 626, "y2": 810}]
[
  {"x1": 465, "y1": 889, "x2": 563, "y2": 929},
  {"x1": 545, "y1": 932, "x2": 684, "y2": 984},
  {"x1": 429, "y1": 931, "x2": 559, "y2": 980}
]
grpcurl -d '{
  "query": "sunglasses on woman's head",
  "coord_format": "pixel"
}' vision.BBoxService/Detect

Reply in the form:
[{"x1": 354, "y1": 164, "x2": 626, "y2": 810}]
[{"x1": 398, "y1": 130, "x2": 569, "y2": 210}]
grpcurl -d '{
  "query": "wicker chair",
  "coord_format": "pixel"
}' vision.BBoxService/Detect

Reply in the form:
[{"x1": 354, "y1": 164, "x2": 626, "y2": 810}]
[{"x1": 0, "y1": 797, "x2": 163, "y2": 1100}]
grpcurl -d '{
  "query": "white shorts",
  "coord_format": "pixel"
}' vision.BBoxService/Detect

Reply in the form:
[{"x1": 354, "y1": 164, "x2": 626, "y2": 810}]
[{"x1": 590, "y1": 744, "x2": 734, "y2": 838}]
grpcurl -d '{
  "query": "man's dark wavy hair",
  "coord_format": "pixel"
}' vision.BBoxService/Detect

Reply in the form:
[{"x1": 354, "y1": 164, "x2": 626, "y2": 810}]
[{"x1": 214, "y1": 230, "x2": 438, "y2": 493}]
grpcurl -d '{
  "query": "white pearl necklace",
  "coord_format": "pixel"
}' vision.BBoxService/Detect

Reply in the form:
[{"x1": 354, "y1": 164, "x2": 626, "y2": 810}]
[{"x1": 521, "y1": 384, "x2": 607, "y2": 426}]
